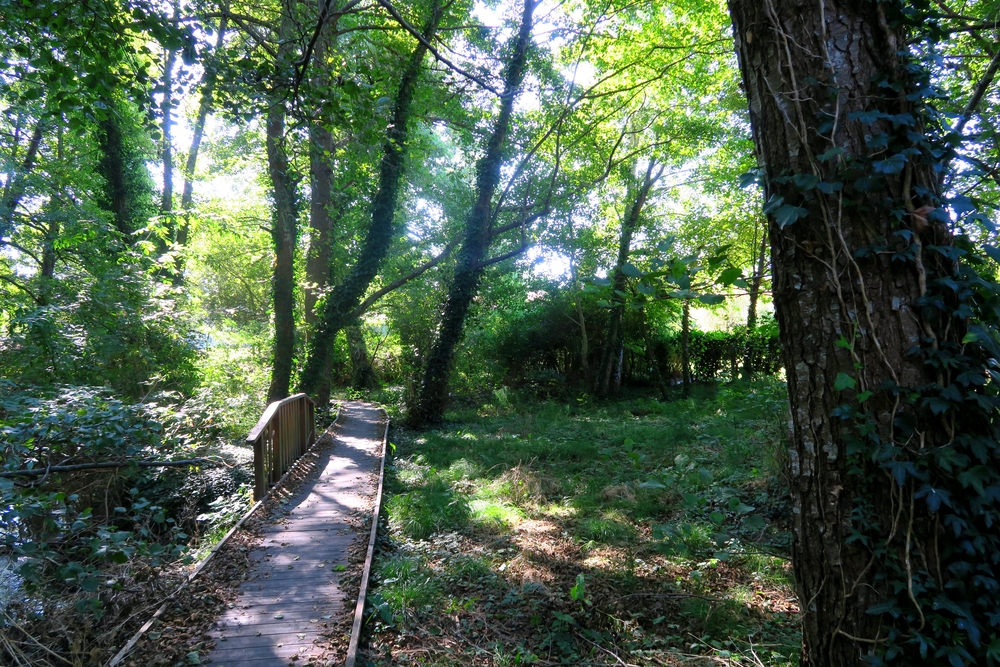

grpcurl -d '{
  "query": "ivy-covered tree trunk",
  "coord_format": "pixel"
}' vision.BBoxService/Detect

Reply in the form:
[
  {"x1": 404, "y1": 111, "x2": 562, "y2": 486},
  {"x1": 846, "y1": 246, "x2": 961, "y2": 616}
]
[
  {"x1": 729, "y1": 1, "x2": 999, "y2": 663},
  {"x1": 298, "y1": 1, "x2": 444, "y2": 401},
  {"x1": 407, "y1": 0, "x2": 537, "y2": 427},
  {"x1": 95, "y1": 104, "x2": 154, "y2": 240},
  {"x1": 265, "y1": 8, "x2": 299, "y2": 402},
  {"x1": 596, "y1": 160, "x2": 660, "y2": 397},
  {"x1": 346, "y1": 324, "x2": 377, "y2": 389}
]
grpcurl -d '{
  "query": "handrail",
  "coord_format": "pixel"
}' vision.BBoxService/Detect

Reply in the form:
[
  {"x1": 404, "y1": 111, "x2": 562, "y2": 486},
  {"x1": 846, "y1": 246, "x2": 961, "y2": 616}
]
[{"x1": 247, "y1": 393, "x2": 316, "y2": 500}]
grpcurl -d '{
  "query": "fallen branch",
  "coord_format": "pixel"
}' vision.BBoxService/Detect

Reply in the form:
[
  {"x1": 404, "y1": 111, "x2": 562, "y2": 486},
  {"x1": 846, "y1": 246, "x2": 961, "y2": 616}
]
[{"x1": 1, "y1": 458, "x2": 222, "y2": 478}]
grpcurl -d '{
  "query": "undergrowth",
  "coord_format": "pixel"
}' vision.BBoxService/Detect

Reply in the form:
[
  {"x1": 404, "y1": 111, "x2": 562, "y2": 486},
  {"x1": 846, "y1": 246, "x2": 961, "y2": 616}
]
[{"x1": 367, "y1": 379, "x2": 799, "y2": 666}]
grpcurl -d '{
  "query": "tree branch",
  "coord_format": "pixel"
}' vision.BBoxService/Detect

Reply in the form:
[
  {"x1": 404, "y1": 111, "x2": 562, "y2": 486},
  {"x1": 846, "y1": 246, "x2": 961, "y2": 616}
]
[
  {"x1": 373, "y1": 0, "x2": 502, "y2": 95},
  {"x1": 348, "y1": 238, "x2": 459, "y2": 318},
  {"x1": 0, "y1": 458, "x2": 223, "y2": 478}
]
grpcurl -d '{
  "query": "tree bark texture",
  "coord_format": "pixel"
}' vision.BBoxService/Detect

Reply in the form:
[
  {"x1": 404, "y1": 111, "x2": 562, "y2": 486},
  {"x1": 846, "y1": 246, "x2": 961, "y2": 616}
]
[
  {"x1": 408, "y1": 0, "x2": 538, "y2": 427},
  {"x1": 299, "y1": 1, "x2": 444, "y2": 399},
  {"x1": 596, "y1": 160, "x2": 660, "y2": 397},
  {"x1": 728, "y1": 1, "x2": 966, "y2": 663}
]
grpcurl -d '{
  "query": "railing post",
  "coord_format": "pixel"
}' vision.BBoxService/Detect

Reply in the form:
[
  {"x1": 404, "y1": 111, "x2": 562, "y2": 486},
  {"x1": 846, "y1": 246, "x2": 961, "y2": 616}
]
[{"x1": 253, "y1": 435, "x2": 265, "y2": 501}]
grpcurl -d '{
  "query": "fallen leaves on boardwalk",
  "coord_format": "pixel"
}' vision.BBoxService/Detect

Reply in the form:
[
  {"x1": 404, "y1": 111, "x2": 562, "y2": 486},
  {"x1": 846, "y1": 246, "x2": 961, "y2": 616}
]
[{"x1": 121, "y1": 428, "x2": 374, "y2": 667}]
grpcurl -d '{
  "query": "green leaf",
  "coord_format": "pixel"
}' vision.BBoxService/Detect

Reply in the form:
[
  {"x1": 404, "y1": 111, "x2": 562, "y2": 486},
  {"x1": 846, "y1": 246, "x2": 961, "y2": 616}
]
[
  {"x1": 857, "y1": 391, "x2": 873, "y2": 403},
  {"x1": 773, "y1": 205, "x2": 809, "y2": 228},
  {"x1": 762, "y1": 194, "x2": 785, "y2": 214},
  {"x1": 621, "y1": 263, "x2": 641, "y2": 278},
  {"x1": 834, "y1": 373, "x2": 857, "y2": 391},
  {"x1": 570, "y1": 573, "x2": 586, "y2": 601},
  {"x1": 719, "y1": 267, "x2": 741, "y2": 285},
  {"x1": 698, "y1": 294, "x2": 725, "y2": 305},
  {"x1": 962, "y1": 332, "x2": 980, "y2": 344},
  {"x1": 817, "y1": 147, "x2": 845, "y2": 161},
  {"x1": 793, "y1": 173, "x2": 821, "y2": 190},
  {"x1": 709, "y1": 511, "x2": 726, "y2": 525},
  {"x1": 742, "y1": 515, "x2": 767, "y2": 531}
]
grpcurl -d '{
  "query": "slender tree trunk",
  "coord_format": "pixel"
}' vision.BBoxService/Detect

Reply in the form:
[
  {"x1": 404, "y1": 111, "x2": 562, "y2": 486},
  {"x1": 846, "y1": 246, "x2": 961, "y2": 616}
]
[
  {"x1": 641, "y1": 311, "x2": 668, "y2": 400},
  {"x1": 680, "y1": 299, "x2": 690, "y2": 395},
  {"x1": 160, "y1": 47, "x2": 177, "y2": 217},
  {"x1": 574, "y1": 275, "x2": 590, "y2": 382},
  {"x1": 1, "y1": 120, "x2": 44, "y2": 244},
  {"x1": 407, "y1": 0, "x2": 538, "y2": 427},
  {"x1": 174, "y1": 13, "x2": 228, "y2": 282},
  {"x1": 596, "y1": 160, "x2": 661, "y2": 397},
  {"x1": 299, "y1": 1, "x2": 444, "y2": 400},
  {"x1": 727, "y1": 1, "x2": 979, "y2": 663},
  {"x1": 743, "y1": 224, "x2": 767, "y2": 377}
]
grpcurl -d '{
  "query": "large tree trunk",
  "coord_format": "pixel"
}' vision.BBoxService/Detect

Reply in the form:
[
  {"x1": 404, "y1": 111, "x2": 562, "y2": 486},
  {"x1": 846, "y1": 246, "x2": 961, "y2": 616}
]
[
  {"x1": 265, "y1": 8, "x2": 299, "y2": 402},
  {"x1": 299, "y1": 1, "x2": 444, "y2": 400},
  {"x1": 595, "y1": 160, "x2": 661, "y2": 397},
  {"x1": 407, "y1": 0, "x2": 537, "y2": 427},
  {"x1": 727, "y1": 1, "x2": 991, "y2": 663}
]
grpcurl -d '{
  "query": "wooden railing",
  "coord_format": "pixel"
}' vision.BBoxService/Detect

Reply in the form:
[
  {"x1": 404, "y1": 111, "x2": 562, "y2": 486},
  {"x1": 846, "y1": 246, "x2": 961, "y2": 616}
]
[{"x1": 247, "y1": 393, "x2": 316, "y2": 500}]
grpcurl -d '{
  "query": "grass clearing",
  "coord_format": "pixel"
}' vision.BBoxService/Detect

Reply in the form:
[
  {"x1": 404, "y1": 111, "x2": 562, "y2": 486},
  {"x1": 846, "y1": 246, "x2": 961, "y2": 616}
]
[{"x1": 365, "y1": 379, "x2": 799, "y2": 666}]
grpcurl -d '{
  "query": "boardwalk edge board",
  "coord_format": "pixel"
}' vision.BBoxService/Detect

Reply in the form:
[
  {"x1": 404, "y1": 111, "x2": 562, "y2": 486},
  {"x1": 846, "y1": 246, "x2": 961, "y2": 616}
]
[
  {"x1": 105, "y1": 403, "x2": 343, "y2": 667},
  {"x1": 344, "y1": 411, "x2": 390, "y2": 667}
]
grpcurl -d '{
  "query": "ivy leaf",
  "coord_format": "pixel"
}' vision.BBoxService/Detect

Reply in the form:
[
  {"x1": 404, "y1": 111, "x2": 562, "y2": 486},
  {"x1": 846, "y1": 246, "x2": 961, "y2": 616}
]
[
  {"x1": 739, "y1": 171, "x2": 760, "y2": 188},
  {"x1": 743, "y1": 514, "x2": 766, "y2": 531},
  {"x1": 636, "y1": 282, "x2": 655, "y2": 296},
  {"x1": 817, "y1": 147, "x2": 844, "y2": 161},
  {"x1": 762, "y1": 194, "x2": 785, "y2": 214},
  {"x1": 793, "y1": 173, "x2": 821, "y2": 190},
  {"x1": 816, "y1": 181, "x2": 843, "y2": 194},
  {"x1": 849, "y1": 109, "x2": 884, "y2": 124},
  {"x1": 873, "y1": 153, "x2": 908, "y2": 174},
  {"x1": 983, "y1": 245, "x2": 1000, "y2": 265},
  {"x1": 592, "y1": 277, "x2": 612, "y2": 287},
  {"x1": 773, "y1": 205, "x2": 809, "y2": 228},
  {"x1": 698, "y1": 294, "x2": 724, "y2": 306},
  {"x1": 866, "y1": 599, "x2": 902, "y2": 617},
  {"x1": 834, "y1": 373, "x2": 857, "y2": 391}
]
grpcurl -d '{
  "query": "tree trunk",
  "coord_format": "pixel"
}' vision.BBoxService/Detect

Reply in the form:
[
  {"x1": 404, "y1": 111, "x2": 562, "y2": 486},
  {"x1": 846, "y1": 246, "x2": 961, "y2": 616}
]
[
  {"x1": 346, "y1": 324, "x2": 377, "y2": 388},
  {"x1": 727, "y1": 1, "x2": 988, "y2": 663},
  {"x1": 407, "y1": 0, "x2": 537, "y2": 427},
  {"x1": 743, "y1": 224, "x2": 767, "y2": 378},
  {"x1": 265, "y1": 9, "x2": 299, "y2": 403},
  {"x1": 305, "y1": 0, "x2": 341, "y2": 328},
  {"x1": 160, "y1": 47, "x2": 177, "y2": 216},
  {"x1": 595, "y1": 160, "x2": 661, "y2": 397},
  {"x1": 680, "y1": 299, "x2": 690, "y2": 395},
  {"x1": 299, "y1": 1, "x2": 444, "y2": 399},
  {"x1": 174, "y1": 13, "x2": 228, "y2": 283},
  {"x1": 1, "y1": 120, "x2": 44, "y2": 244}
]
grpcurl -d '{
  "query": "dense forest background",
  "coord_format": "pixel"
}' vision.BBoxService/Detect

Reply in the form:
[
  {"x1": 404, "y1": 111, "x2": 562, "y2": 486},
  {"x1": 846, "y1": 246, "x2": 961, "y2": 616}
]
[{"x1": 3, "y1": 0, "x2": 1000, "y2": 664}]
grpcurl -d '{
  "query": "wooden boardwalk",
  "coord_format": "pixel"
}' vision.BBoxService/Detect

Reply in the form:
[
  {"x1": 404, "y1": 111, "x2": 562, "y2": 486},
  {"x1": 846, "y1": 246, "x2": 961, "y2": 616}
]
[{"x1": 204, "y1": 402, "x2": 384, "y2": 667}]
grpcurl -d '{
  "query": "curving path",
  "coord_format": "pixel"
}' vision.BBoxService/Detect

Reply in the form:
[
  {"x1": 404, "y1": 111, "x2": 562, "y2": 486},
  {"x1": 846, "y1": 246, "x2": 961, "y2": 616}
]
[{"x1": 204, "y1": 402, "x2": 384, "y2": 667}]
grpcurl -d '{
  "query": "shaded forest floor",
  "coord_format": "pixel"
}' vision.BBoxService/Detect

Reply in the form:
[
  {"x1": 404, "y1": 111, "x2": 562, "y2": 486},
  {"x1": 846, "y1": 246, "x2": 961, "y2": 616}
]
[{"x1": 360, "y1": 380, "x2": 800, "y2": 666}]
